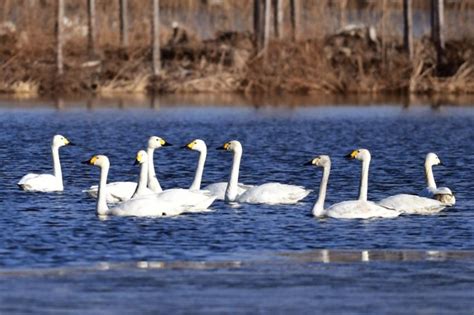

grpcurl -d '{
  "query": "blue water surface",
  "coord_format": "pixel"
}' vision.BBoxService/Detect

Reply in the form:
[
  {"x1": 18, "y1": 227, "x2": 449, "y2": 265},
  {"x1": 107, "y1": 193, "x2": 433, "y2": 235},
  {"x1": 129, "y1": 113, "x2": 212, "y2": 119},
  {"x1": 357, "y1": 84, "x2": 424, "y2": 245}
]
[{"x1": 0, "y1": 97, "x2": 473, "y2": 314}]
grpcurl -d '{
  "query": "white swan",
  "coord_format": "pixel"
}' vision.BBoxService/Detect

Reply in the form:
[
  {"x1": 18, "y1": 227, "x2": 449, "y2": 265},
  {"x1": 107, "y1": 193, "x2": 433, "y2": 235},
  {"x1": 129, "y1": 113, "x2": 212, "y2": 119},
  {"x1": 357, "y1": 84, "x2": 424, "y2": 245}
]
[
  {"x1": 218, "y1": 140, "x2": 311, "y2": 204},
  {"x1": 18, "y1": 134, "x2": 75, "y2": 192},
  {"x1": 372, "y1": 151, "x2": 446, "y2": 214},
  {"x1": 84, "y1": 136, "x2": 170, "y2": 203},
  {"x1": 307, "y1": 153, "x2": 400, "y2": 219},
  {"x1": 82, "y1": 152, "x2": 212, "y2": 217},
  {"x1": 184, "y1": 139, "x2": 252, "y2": 199},
  {"x1": 147, "y1": 136, "x2": 172, "y2": 192},
  {"x1": 137, "y1": 149, "x2": 216, "y2": 213},
  {"x1": 420, "y1": 152, "x2": 456, "y2": 206}
]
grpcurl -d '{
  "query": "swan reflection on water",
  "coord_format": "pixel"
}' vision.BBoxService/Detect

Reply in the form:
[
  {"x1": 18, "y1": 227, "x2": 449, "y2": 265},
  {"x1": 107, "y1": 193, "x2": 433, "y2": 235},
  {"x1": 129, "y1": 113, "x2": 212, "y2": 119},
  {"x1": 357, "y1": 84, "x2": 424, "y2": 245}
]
[{"x1": 281, "y1": 249, "x2": 471, "y2": 264}]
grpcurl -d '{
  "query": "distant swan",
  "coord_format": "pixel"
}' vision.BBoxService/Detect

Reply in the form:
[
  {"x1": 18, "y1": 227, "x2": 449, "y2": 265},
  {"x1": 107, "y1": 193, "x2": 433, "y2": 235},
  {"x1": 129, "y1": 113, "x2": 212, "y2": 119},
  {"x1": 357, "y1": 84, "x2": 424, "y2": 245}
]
[
  {"x1": 18, "y1": 134, "x2": 75, "y2": 192},
  {"x1": 184, "y1": 139, "x2": 252, "y2": 199},
  {"x1": 84, "y1": 136, "x2": 170, "y2": 203},
  {"x1": 306, "y1": 152, "x2": 399, "y2": 219},
  {"x1": 420, "y1": 152, "x2": 455, "y2": 206},
  {"x1": 218, "y1": 140, "x2": 310, "y2": 204},
  {"x1": 82, "y1": 151, "x2": 212, "y2": 217},
  {"x1": 375, "y1": 152, "x2": 446, "y2": 215}
]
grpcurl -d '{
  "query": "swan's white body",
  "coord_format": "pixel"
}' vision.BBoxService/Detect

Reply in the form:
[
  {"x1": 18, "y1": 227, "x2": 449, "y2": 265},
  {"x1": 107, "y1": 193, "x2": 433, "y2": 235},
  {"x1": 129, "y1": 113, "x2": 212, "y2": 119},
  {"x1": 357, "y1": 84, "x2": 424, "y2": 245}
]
[
  {"x1": 203, "y1": 182, "x2": 253, "y2": 201},
  {"x1": 84, "y1": 152, "x2": 214, "y2": 217},
  {"x1": 185, "y1": 139, "x2": 252, "y2": 200},
  {"x1": 84, "y1": 136, "x2": 168, "y2": 203},
  {"x1": 85, "y1": 182, "x2": 139, "y2": 203},
  {"x1": 378, "y1": 194, "x2": 446, "y2": 215},
  {"x1": 219, "y1": 140, "x2": 311, "y2": 204},
  {"x1": 18, "y1": 135, "x2": 74, "y2": 192},
  {"x1": 309, "y1": 153, "x2": 400, "y2": 219},
  {"x1": 152, "y1": 188, "x2": 216, "y2": 213},
  {"x1": 419, "y1": 153, "x2": 455, "y2": 206},
  {"x1": 377, "y1": 152, "x2": 447, "y2": 214}
]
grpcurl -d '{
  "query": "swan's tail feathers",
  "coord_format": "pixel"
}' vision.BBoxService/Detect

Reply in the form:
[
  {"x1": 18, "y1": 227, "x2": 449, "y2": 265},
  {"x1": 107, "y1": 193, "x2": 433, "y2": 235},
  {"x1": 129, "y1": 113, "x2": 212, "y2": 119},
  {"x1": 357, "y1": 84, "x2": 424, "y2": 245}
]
[
  {"x1": 83, "y1": 185, "x2": 99, "y2": 198},
  {"x1": 184, "y1": 196, "x2": 217, "y2": 212},
  {"x1": 289, "y1": 187, "x2": 312, "y2": 203},
  {"x1": 434, "y1": 193, "x2": 456, "y2": 206}
]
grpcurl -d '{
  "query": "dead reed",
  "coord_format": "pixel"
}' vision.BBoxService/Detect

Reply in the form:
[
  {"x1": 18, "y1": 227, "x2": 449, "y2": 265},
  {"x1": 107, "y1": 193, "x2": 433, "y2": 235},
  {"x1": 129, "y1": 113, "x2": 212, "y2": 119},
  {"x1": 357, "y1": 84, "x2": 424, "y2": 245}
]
[{"x1": 0, "y1": 0, "x2": 472, "y2": 96}]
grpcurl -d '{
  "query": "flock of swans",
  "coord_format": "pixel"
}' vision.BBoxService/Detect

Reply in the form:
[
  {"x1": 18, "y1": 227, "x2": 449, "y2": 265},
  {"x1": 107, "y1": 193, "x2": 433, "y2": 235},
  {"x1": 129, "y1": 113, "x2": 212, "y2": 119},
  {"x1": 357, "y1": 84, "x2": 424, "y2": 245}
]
[{"x1": 17, "y1": 135, "x2": 456, "y2": 219}]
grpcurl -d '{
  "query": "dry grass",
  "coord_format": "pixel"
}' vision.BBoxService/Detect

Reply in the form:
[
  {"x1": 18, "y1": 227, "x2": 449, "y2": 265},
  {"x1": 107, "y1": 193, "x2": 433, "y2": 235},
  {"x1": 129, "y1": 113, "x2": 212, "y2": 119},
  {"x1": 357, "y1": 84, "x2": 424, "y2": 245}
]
[
  {"x1": 0, "y1": 80, "x2": 39, "y2": 96},
  {"x1": 97, "y1": 74, "x2": 150, "y2": 96},
  {"x1": 0, "y1": 0, "x2": 473, "y2": 96}
]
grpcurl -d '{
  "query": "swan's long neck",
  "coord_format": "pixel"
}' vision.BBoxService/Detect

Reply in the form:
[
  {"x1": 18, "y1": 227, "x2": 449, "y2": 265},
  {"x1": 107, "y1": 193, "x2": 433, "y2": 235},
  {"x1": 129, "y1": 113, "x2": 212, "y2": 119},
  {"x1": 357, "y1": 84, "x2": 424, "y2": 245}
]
[
  {"x1": 97, "y1": 164, "x2": 110, "y2": 216},
  {"x1": 225, "y1": 149, "x2": 242, "y2": 202},
  {"x1": 312, "y1": 163, "x2": 330, "y2": 217},
  {"x1": 424, "y1": 162, "x2": 437, "y2": 189},
  {"x1": 358, "y1": 156, "x2": 370, "y2": 201},
  {"x1": 190, "y1": 149, "x2": 206, "y2": 191},
  {"x1": 147, "y1": 147, "x2": 162, "y2": 192},
  {"x1": 134, "y1": 159, "x2": 149, "y2": 198},
  {"x1": 51, "y1": 145, "x2": 63, "y2": 189}
]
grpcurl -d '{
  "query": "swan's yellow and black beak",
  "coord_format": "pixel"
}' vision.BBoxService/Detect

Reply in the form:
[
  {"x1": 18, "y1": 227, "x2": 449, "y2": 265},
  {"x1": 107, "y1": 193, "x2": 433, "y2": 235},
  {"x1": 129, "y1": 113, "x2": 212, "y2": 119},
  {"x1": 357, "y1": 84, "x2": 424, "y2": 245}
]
[
  {"x1": 304, "y1": 159, "x2": 315, "y2": 166},
  {"x1": 183, "y1": 141, "x2": 195, "y2": 150},
  {"x1": 134, "y1": 152, "x2": 142, "y2": 165},
  {"x1": 160, "y1": 138, "x2": 172, "y2": 147},
  {"x1": 345, "y1": 150, "x2": 358, "y2": 160},
  {"x1": 217, "y1": 142, "x2": 230, "y2": 151},
  {"x1": 65, "y1": 138, "x2": 76, "y2": 146},
  {"x1": 81, "y1": 155, "x2": 98, "y2": 165}
]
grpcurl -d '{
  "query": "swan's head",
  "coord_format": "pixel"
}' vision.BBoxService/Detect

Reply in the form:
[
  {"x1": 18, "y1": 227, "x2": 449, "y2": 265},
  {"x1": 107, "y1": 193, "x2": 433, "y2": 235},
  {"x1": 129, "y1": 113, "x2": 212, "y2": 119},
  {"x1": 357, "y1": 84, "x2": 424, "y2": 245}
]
[
  {"x1": 305, "y1": 155, "x2": 331, "y2": 168},
  {"x1": 426, "y1": 152, "x2": 442, "y2": 166},
  {"x1": 134, "y1": 150, "x2": 148, "y2": 165},
  {"x1": 148, "y1": 136, "x2": 172, "y2": 150},
  {"x1": 345, "y1": 149, "x2": 370, "y2": 161},
  {"x1": 52, "y1": 134, "x2": 74, "y2": 148},
  {"x1": 218, "y1": 140, "x2": 242, "y2": 152},
  {"x1": 82, "y1": 155, "x2": 110, "y2": 168},
  {"x1": 184, "y1": 139, "x2": 207, "y2": 152}
]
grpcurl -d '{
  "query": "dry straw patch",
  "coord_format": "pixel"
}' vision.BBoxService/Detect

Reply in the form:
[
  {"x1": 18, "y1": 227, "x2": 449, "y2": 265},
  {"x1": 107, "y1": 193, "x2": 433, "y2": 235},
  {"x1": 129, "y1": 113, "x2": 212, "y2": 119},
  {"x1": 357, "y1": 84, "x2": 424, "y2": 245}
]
[
  {"x1": 97, "y1": 74, "x2": 149, "y2": 96},
  {"x1": 0, "y1": 80, "x2": 39, "y2": 96},
  {"x1": 170, "y1": 72, "x2": 241, "y2": 93}
]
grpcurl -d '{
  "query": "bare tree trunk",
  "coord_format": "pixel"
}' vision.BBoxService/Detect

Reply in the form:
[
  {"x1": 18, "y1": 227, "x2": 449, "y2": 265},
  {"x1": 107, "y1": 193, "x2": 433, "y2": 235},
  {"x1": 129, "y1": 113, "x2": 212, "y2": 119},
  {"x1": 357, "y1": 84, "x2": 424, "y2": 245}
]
[
  {"x1": 151, "y1": 0, "x2": 161, "y2": 76},
  {"x1": 381, "y1": 0, "x2": 387, "y2": 65},
  {"x1": 340, "y1": 0, "x2": 347, "y2": 28},
  {"x1": 56, "y1": 0, "x2": 64, "y2": 76},
  {"x1": 119, "y1": 0, "x2": 129, "y2": 48},
  {"x1": 273, "y1": 0, "x2": 284, "y2": 39},
  {"x1": 403, "y1": 0, "x2": 413, "y2": 60},
  {"x1": 87, "y1": 0, "x2": 96, "y2": 57},
  {"x1": 263, "y1": 0, "x2": 271, "y2": 52},
  {"x1": 290, "y1": 0, "x2": 301, "y2": 41},
  {"x1": 431, "y1": 0, "x2": 445, "y2": 62},
  {"x1": 254, "y1": 0, "x2": 265, "y2": 50},
  {"x1": 3, "y1": 0, "x2": 11, "y2": 23}
]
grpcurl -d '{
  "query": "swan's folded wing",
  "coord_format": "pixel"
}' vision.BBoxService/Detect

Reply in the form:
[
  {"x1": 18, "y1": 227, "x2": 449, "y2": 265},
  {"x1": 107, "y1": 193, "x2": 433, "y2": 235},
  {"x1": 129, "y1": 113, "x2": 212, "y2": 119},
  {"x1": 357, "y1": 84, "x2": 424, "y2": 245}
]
[
  {"x1": 18, "y1": 173, "x2": 40, "y2": 185},
  {"x1": 111, "y1": 196, "x2": 187, "y2": 217},
  {"x1": 84, "y1": 182, "x2": 138, "y2": 203},
  {"x1": 378, "y1": 194, "x2": 445, "y2": 214},
  {"x1": 156, "y1": 188, "x2": 216, "y2": 211},
  {"x1": 326, "y1": 200, "x2": 400, "y2": 219},
  {"x1": 18, "y1": 174, "x2": 60, "y2": 191},
  {"x1": 203, "y1": 182, "x2": 252, "y2": 200},
  {"x1": 237, "y1": 182, "x2": 311, "y2": 205}
]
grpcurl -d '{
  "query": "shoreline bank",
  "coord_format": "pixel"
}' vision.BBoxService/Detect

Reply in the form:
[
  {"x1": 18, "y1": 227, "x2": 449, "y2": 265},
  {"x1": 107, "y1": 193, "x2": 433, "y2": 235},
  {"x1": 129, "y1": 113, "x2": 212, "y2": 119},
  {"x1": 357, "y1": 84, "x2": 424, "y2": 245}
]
[{"x1": 1, "y1": 29, "x2": 473, "y2": 98}]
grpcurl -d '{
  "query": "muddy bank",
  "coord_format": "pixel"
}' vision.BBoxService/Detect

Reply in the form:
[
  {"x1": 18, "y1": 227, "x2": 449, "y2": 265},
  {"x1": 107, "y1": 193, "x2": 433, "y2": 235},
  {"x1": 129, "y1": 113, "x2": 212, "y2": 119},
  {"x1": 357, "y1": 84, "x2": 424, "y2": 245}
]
[{"x1": 0, "y1": 26, "x2": 473, "y2": 97}]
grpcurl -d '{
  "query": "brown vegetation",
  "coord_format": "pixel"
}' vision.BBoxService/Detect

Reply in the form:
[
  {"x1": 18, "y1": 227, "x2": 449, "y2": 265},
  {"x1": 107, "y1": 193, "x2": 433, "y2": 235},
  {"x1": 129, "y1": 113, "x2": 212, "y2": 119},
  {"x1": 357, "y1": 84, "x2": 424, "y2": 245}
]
[{"x1": 0, "y1": 0, "x2": 473, "y2": 97}]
